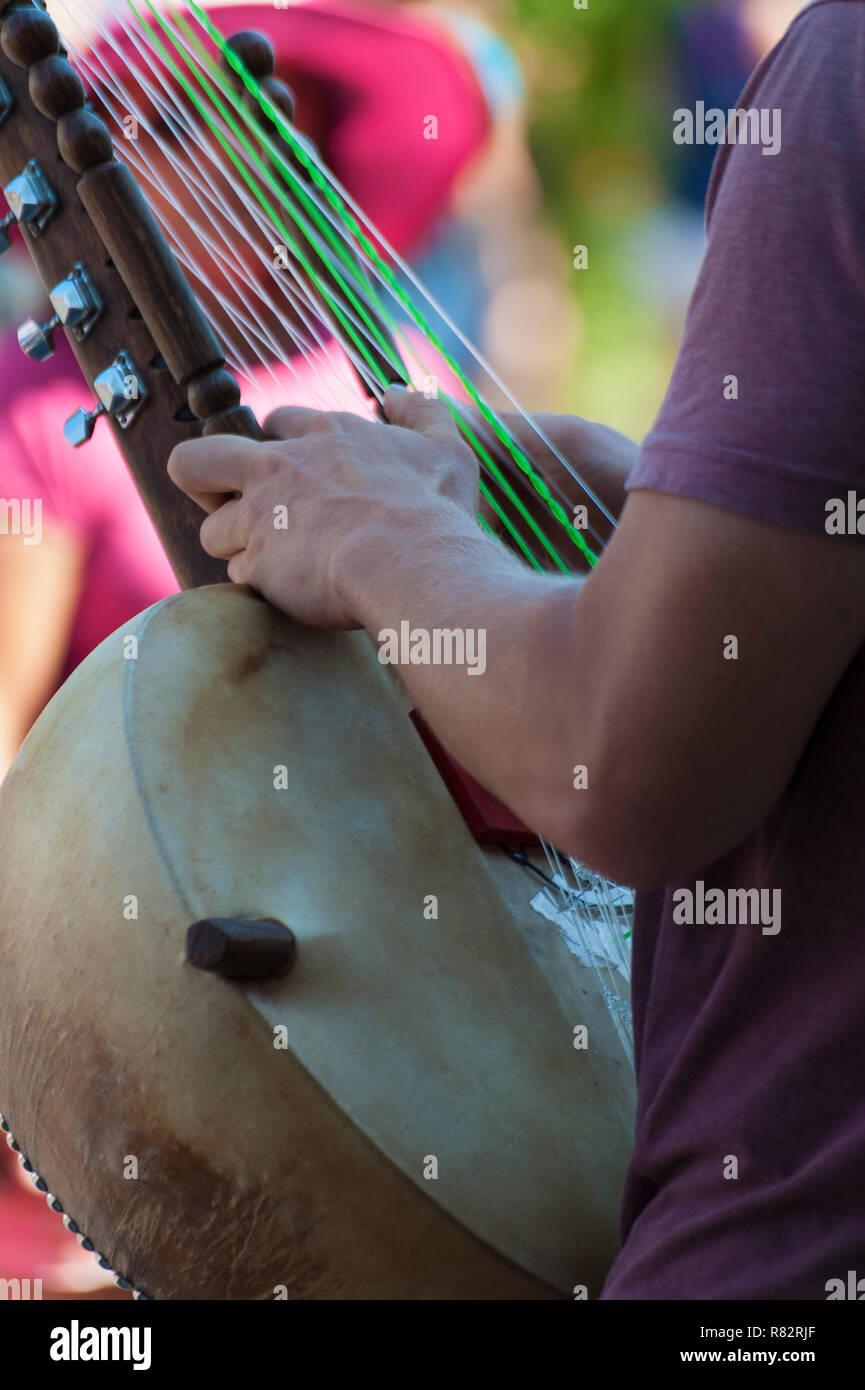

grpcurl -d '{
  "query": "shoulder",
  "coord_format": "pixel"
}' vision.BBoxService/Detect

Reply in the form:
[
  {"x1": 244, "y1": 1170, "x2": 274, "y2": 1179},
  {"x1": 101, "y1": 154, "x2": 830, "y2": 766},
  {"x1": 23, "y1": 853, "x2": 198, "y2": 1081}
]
[{"x1": 705, "y1": 0, "x2": 865, "y2": 222}]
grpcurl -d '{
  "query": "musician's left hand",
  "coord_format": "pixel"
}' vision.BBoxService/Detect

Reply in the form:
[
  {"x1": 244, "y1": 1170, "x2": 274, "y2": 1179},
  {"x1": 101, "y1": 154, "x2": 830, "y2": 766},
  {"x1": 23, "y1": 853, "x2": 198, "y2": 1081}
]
[{"x1": 167, "y1": 389, "x2": 481, "y2": 626}]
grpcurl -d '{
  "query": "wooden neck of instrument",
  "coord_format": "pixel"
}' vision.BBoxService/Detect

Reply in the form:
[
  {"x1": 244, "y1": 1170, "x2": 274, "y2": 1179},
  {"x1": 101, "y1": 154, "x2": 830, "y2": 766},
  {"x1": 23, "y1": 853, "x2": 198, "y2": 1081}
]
[{"x1": 0, "y1": 0, "x2": 261, "y2": 589}]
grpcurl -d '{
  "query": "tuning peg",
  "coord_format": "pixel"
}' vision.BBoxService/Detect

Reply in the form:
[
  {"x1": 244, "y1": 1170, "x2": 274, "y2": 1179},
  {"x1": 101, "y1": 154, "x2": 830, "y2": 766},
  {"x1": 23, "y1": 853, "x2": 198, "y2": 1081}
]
[
  {"x1": 49, "y1": 265, "x2": 102, "y2": 336},
  {"x1": 17, "y1": 265, "x2": 102, "y2": 360},
  {"x1": 224, "y1": 29, "x2": 275, "y2": 80},
  {"x1": 17, "y1": 313, "x2": 60, "y2": 361},
  {"x1": 223, "y1": 32, "x2": 296, "y2": 131},
  {"x1": 2, "y1": 160, "x2": 57, "y2": 239},
  {"x1": 63, "y1": 403, "x2": 105, "y2": 447},
  {"x1": 62, "y1": 351, "x2": 148, "y2": 447}
]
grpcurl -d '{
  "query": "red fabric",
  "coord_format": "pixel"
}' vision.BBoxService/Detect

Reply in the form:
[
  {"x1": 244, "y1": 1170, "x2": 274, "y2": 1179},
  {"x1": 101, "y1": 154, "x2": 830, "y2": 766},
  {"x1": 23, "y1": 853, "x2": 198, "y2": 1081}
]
[
  {"x1": 409, "y1": 710, "x2": 539, "y2": 846},
  {"x1": 92, "y1": 0, "x2": 490, "y2": 255}
]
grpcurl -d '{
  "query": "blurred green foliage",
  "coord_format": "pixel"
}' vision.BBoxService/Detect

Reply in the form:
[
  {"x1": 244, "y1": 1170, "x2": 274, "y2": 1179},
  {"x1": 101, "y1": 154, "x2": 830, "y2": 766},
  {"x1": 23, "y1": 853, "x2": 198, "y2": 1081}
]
[
  {"x1": 508, "y1": 0, "x2": 687, "y2": 209},
  {"x1": 500, "y1": 0, "x2": 705, "y2": 435}
]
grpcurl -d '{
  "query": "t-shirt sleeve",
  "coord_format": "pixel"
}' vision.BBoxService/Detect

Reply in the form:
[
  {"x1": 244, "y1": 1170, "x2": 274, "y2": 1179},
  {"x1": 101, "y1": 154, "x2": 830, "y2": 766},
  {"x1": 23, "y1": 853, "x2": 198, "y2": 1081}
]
[{"x1": 626, "y1": 0, "x2": 865, "y2": 536}]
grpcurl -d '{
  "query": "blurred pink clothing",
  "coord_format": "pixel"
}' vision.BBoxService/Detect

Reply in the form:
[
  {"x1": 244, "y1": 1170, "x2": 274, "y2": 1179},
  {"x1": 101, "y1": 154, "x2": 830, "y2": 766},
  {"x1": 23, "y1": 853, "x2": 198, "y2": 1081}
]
[
  {"x1": 94, "y1": 0, "x2": 490, "y2": 259},
  {"x1": 0, "y1": 333, "x2": 177, "y2": 690},
  {"x1": 0, "y1": 328, "x2": 449, "y2": 694}
]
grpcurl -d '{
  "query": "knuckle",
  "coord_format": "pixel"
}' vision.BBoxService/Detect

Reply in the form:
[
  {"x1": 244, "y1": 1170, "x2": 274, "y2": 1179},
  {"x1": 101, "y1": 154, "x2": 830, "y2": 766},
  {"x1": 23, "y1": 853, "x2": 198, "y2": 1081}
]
[
  {"x1": 262, "y1": 407, "x2": 290, "y2": 435},
  {"x1": 329, "y1": 410, "x2": 363, "y2": 434},
  {"x1": 256, "y1": 447, "x2": 286, "y2": 481}
]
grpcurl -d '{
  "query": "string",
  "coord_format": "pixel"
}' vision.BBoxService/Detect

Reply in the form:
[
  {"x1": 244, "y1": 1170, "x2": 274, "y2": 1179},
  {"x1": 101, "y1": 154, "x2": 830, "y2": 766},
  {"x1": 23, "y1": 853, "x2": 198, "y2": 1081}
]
[
  {"x1": 184, "y1": 0, "x2": 609, "y2": 558},
  {"x1": 58, "y1": 1, "x2": 444, "y2": 429},
  {"x1": 132, "y1": 0, "x2": 577, "y2": 570},
  {"x1": 48, "y1": 0, "x2": 635, "y2": 1054},
  {"x1": 56, "y1": 3, "x2": 363, "y2": 412},
  {"x1": 135, "y1": 0, "x2": 410, "y2": 393},
  {"x1": 63, "y1": 0, "x2": 586, "y2": 568},
  {"x1": 59, "y1": 0, "x2": 602, "y2": 569}
]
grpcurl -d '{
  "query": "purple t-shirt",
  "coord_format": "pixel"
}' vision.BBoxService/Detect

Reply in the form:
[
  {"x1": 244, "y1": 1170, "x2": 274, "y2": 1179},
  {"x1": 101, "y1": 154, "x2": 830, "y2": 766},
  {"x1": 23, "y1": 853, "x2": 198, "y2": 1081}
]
[{"x1": 603, "y1": 0, "x2": 865, "y2": 1300}]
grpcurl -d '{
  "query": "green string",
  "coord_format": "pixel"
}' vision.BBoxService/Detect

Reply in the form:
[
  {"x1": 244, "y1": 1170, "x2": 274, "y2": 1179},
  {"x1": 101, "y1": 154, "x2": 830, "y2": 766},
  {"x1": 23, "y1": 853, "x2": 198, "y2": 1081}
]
[
  {"x1": 183, "y1": 0, "x2": 598, "y2": 572},
  {"x1": 170, "y1": 8, "x2": 408, "y2": 370},
  {"x1": 122, "y1": 0, "x2": 598, "y2": 573},
  {"x1": 131, "y1": 0, "x2": 397, "y2": 392},
  {"x1": 169, "y1": 4, "x2": 555, "y2": 574},
  {"x1": 135, "y1": 0, "x2": 573, "y2": 573}
]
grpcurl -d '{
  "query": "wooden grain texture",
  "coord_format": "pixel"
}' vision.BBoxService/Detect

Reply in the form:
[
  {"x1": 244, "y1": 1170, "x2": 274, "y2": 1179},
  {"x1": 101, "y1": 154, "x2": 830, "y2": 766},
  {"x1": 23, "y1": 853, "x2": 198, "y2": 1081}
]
[
  {"x1": 0, "y1": 7, "x2": 232, "y2": 589},
  {"x1": 78, "y1": 163, "x2": 225, "y2": 389}
]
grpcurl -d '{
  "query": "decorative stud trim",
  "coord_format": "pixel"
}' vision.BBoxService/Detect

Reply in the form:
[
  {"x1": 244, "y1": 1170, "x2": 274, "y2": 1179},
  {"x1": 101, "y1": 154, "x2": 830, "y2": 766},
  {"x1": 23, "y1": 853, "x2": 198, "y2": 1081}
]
[{"x1": 0, "y1": 1107, "x2": 151, "y2": 1300}]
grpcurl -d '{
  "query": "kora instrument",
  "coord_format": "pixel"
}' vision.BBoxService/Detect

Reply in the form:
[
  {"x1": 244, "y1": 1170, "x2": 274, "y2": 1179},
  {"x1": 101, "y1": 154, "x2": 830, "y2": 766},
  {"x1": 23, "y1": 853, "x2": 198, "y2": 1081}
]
[{"x1": 0, "y1": 0, "x2": 635, "y2": 1298}]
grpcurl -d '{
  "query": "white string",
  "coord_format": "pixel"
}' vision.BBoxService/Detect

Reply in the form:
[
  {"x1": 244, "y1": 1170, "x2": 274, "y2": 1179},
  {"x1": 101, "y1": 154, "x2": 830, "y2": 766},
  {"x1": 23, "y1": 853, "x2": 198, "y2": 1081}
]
[
  {"x1": 46, "y1": 0, "x2": 635, "y2": 1050},
  {"x1": 63, "y1": 0, "x2": 607, "y2": 562},
  {"x1": 541, "y1": 843, "x2": 634, "y2": 1064},
  {"x1": 171, "y1": 1, "x2": 618, "y2": 523},
  {"x1": 58, "y1": 0, "x2": 411, "y2": 421},
  {"x1": 55, "y1": 0, "x2": 367, "y2": 416},
  {"x1": 99, "y1": 1, "x2": 410, "y2": 388},
  {"x1": 153, "y1": 0, "x2": 614, "y2": 555}
]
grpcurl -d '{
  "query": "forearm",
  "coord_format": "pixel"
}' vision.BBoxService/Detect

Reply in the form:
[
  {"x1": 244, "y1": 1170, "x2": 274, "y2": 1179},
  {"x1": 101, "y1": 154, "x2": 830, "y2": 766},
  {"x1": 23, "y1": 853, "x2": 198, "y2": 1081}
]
[
  {"x1": 333, "y1": 501, "x2": 592, "y2": 846},
  {"x1": 169, "y1": 398, "x2": 630, "y2": 854}
]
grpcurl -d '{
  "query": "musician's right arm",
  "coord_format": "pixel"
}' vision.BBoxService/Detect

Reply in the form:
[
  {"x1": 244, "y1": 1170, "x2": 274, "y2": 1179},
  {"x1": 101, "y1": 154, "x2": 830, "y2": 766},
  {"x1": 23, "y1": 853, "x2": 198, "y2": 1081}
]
[{"x1": 331, "y1": 477, "x2": 865, "y2": 894}]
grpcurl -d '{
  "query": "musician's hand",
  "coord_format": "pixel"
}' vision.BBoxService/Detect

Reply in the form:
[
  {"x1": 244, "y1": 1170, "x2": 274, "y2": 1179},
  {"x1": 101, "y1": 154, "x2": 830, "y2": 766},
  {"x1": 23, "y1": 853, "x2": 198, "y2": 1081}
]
[
  {"x1": 481, "y1": 411, "x2": 637, "y2": 517},
  {"x1": 461, "y1": 408, "x2": 638, "y2": 564},
  {"x1": 167, "y1": 392, "x2": 480, "y2": 627}
]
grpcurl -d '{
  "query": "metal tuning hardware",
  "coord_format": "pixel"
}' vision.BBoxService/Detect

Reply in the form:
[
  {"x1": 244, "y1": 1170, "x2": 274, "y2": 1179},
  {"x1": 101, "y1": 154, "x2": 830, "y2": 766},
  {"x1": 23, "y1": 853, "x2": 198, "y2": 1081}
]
[
  {"x1": 63, "y1": 351, "x2": 148, "y2": 447},
  {"x1": 2, "y1": 160, "x2": 57, "y2": 243},
  {"x1": 18, "y1": 264, "x2": 103, "y2": 361},
  {"x1": 0, "y1": 209, "x2": 15, "y2": 254},
  {"x1": 0, "y1": 75, "x2": 12, "y2": 127},
  {"x1": 62, "y1": 403, "x2": 105, "y2": 448}
]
